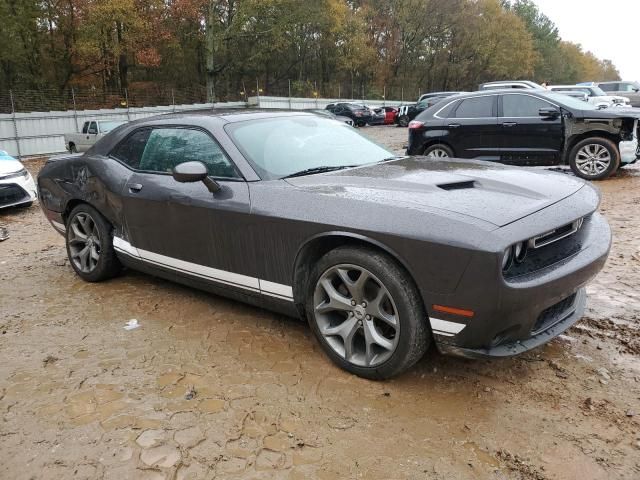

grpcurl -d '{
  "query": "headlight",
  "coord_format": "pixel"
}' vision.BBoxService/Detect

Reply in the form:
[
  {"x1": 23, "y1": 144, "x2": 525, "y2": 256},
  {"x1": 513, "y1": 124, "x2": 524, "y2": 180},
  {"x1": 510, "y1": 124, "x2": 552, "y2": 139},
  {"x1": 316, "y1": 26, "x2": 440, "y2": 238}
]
[
  {"x1": 514, "y1": 241, "x2": 527, "y2": 263},
  {"x1": 502, "y1": 247, "x2": 513, "y2": 272},
  {"x1": 503, "y1": 241, "x2": 527, "y2": 273}
]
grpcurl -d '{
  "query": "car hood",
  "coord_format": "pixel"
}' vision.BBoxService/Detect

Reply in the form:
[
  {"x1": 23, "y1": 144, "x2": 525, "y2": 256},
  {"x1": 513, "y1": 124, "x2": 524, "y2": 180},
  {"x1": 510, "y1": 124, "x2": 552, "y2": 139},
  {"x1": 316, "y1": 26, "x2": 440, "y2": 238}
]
[
  {"x1": 0, "y1": 157, "x2": 25, "y2": 175},
  {"x1": 581, "y1": 107, "x2": 640, "y2": 120},
  {"x1": 285, "y1": 157, "x2": 587, "y2": 227}
]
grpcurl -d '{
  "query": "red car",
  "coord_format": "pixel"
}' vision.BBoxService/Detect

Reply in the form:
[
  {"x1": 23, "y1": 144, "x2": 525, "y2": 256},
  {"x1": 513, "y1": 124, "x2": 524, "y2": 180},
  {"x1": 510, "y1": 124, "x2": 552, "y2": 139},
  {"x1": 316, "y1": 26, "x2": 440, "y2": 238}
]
[{"x1": 383, "y1": 107, "x2": 398, "y2": 125}]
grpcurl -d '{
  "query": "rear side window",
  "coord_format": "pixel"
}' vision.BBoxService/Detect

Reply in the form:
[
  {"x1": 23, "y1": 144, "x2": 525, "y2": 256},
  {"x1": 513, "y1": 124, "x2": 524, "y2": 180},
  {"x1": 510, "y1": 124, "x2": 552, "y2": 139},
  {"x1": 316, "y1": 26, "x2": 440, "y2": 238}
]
[
  {"x1": 110, "y1": 129, "x2": 151, "y2": 169},
  {"x1": 138, "y1": 128, "x2": 238, "y2": 178},
  {"x1": 453, "y1": 96, "x2": 494, "y2": 118},
  {"x1": 598, "y1": 83, "x2": 617, "y2": 92},
  {"x1": 502, "y1": 94, "x2": 554, "y2": 117}
]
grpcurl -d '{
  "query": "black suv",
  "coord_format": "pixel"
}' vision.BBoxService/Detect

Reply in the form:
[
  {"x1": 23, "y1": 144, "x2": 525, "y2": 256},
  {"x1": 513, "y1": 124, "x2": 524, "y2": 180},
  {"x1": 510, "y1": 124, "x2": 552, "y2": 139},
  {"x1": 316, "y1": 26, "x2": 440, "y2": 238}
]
[
  {"x1": 325, "y1": 103, "x2": 372, "y2": 127},
  {"x1": 406, "y1": 90, "x2": 640, "y2": 180}
]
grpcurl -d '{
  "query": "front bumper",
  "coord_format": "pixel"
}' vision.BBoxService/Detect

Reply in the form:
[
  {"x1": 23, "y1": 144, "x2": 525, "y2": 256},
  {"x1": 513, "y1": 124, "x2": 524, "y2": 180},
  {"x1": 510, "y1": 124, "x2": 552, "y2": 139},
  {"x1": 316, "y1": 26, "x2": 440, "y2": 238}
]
[
  {"x1": 0, "y1": 170, "x2": 37, "y2": 208},
  {"x1": 430, "y1": 210, "x2": 611, "y2": 359}
]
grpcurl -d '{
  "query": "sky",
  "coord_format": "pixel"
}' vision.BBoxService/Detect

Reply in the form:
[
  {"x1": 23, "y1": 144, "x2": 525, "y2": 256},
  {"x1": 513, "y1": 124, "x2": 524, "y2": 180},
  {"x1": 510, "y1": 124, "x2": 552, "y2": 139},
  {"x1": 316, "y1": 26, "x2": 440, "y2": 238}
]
[{"x1": 533, "y1": 0, "x2": 639, "y2": 81}]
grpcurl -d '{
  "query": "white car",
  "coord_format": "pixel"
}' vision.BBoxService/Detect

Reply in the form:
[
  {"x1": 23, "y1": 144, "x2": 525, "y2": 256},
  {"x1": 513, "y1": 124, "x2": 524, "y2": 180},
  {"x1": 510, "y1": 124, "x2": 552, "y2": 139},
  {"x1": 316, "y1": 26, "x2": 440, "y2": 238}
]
[
  {"x1": 547, "y1": 85, "x2": 630, "y2": 108},
  {"x1": 0, "y1": 150, "x2": 37, "y2": 209}
]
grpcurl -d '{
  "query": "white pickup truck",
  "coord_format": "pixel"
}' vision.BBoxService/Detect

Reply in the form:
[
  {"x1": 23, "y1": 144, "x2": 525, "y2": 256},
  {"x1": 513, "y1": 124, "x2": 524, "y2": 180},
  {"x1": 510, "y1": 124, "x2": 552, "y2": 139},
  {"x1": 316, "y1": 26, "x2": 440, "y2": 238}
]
[{"x1": 64, "y1": 120, "x2": 127, "y2": 153}]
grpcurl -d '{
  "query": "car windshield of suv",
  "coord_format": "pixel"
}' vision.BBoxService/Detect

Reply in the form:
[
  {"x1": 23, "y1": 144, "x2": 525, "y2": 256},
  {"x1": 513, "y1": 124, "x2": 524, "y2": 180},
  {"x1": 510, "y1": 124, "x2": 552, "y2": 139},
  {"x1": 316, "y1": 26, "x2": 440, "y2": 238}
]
[
  {"x1": 227, "y1": 116, "x2": 394, "y2": 179},
  {"x1": 101, "y1": 121, "x2": 126, "y2": 133},
  {"x1": 545, "y1": 93, "x2": 598, "y2": 110}
]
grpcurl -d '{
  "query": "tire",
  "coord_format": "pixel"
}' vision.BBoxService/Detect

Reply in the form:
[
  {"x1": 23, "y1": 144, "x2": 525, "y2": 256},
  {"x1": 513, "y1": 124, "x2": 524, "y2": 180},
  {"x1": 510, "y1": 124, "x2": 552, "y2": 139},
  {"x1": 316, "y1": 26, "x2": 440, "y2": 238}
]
[
  {"x1": 568, "y1": 137, "x2": 619, "y2": 180},
  {"x1": 65, "y1": 204, "x2": 121, "y2": 282},
  {"x1": 305, "y1": 246, "x2": 430, "y2": 379},
  {"x1": 69, "y1": 143, "x2": 78, "y2": 153},
  {"x1": 398, "y1": 115, "x2": 410, "y2": 127},
  {"x1": 423, "y1": 144, "x2": 454, "y2": 159},
  {"x1": 356, "y1": 120, "x2": 366, "y2": 127}
]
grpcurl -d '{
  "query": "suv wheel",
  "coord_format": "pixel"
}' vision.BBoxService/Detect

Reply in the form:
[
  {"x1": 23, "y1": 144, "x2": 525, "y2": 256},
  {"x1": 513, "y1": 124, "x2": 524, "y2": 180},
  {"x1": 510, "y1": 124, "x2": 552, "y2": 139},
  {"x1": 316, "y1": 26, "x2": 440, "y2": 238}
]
[
  {"x1": 569, "y1": 137, "x2": 619, "y2": 180},
  {"x1": 397, "y1": 115, "x2": 410, "y2": 127},
  {"x1": 424, "y1": 144, "x2": 454, "y2": 158},
  {"x1": 306, "y1": 246, "x2": 430, "y2": 379},
  {"x1": 66, "y1": 204, "x2": 121, "y2": 282}
]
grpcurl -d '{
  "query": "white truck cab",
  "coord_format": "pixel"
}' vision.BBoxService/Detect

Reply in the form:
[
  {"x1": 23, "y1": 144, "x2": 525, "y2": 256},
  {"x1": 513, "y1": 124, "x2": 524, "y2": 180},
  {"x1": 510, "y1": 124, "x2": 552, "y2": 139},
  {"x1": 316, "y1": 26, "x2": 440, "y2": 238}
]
[{"x1": 64, "y1": 120, "x2": 126, "y2": 153}]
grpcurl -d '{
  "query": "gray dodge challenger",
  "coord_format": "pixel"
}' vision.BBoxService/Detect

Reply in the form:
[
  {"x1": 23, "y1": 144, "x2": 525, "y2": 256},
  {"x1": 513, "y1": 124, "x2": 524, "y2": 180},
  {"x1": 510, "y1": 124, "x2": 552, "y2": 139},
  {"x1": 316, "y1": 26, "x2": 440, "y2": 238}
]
[{"x1": 37, "y1": 110, "x2": 611, "y2": 379}]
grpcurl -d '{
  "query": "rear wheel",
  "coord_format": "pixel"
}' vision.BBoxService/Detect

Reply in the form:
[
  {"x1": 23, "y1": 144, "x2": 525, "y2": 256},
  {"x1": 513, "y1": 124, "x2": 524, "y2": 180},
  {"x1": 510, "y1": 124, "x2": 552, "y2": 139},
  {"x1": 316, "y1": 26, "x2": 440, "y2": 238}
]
[
  {"x1": 306, "y1": 246, "x2": 430, "y2": 379},
  {"x1": 69, "y1": 143, "x2": 78, "y2": 153},
  {"x1": 66, "y1": 204, "x2": 121, "y2": 282},
  {"x1": 424, "y1": 144, "x2": 454, "y2": 159},
  {"x1": 568, "y1": 137, "x2": 619, "y2": 180}
]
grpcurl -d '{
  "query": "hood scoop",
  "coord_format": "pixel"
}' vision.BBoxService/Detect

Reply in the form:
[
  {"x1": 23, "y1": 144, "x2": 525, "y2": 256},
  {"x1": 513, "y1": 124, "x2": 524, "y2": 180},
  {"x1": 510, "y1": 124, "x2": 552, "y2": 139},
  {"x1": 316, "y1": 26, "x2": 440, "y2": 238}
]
[{"x1": 437, "y1": 180, "x2": 476, "y2": 191}]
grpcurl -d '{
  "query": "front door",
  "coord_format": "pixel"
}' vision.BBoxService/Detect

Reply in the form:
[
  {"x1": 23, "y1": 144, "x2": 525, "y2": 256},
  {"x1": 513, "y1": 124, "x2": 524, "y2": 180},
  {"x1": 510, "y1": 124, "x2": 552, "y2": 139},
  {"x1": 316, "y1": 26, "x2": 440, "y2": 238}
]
[
  {"x1": 442, "y1": 95, "x2": 500, "y2": 160},
  {"x1": 499, "y1": 93, "x2": 564, "y2": 166},
  {"x1": 110, "y1": 126, "x2": 260, "y2": 293}
]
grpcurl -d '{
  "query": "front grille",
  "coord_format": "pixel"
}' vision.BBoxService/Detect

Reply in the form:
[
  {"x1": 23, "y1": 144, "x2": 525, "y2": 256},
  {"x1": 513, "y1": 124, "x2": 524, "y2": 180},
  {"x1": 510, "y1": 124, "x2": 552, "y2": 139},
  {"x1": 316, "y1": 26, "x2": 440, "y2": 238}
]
[
  {"x1": 532, "y1": 293, "x2": 577, "y2": 335},
  {"x1": 0, "y1": 184, "x2": 29, "y2": 206}
]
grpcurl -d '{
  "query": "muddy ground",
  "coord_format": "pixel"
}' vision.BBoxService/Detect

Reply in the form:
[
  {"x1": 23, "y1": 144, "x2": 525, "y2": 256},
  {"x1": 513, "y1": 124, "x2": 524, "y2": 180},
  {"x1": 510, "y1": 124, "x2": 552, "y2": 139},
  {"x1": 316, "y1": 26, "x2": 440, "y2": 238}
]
[{"x1": 1, "y1": 125, "x2": 639, "y2": 480}]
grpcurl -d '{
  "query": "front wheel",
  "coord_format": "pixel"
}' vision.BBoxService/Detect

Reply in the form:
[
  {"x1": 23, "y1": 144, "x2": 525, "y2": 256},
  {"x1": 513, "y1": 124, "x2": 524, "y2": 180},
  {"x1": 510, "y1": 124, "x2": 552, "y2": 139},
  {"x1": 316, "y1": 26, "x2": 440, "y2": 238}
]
[
  {"x1": 568, "y1": 137, "x2": 619, "y2": 180},
  {"x1": 66, "y1": 204, "x2": 121, "y2": 282},
  {"x1": 397, "y1": 115, "x2": 410, "y2": 127},
  {"x1": 306, "y1": 246, "x2": 430, "y2": 379}
]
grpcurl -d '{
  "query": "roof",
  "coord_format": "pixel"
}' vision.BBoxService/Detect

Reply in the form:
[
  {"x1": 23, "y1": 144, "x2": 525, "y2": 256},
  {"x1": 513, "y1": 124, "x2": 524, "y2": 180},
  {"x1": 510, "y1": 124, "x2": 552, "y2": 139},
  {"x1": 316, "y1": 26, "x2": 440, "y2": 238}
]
[{"x1": 131, "y1": 108, "x2": 315, "y2": 125}]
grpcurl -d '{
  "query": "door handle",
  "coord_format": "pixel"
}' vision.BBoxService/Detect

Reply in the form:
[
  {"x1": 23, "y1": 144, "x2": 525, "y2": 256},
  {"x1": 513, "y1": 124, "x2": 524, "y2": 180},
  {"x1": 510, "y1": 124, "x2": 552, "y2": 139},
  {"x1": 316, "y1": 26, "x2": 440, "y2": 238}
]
[
  {"x1": 128, "y1": 183, "x2": 143, "y2": 193},
  {"x1": 502, "y1": 122, "x2": 517, "y2": 127},
  {"x1": 448, "y1": 123, "x2": 461, "y2": 128}
]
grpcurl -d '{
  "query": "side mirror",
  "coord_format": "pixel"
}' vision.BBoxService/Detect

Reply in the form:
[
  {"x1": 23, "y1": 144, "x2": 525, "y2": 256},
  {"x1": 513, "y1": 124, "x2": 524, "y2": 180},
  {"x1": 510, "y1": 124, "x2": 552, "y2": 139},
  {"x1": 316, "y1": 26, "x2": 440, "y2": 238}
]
[
  {"x1": 539, "y1": 107, "x2": 560, "y2": 118},
  {"x1": 172, "y1": 161, "x2": 220, "y2": 193},
  {"x1": 88, "y1": 128, "x2": 98, "y2": 135}
]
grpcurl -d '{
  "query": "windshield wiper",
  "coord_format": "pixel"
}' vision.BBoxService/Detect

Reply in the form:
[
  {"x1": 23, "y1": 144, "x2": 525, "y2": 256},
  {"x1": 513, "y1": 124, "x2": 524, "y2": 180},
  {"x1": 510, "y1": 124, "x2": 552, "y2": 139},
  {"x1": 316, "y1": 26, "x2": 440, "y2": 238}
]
[
  {"x1": 282, "y1": 165, "x2": 356, "y2": 179},
  {"x1": 379, "y1": 155, "x2": 408, "y2": 162}
]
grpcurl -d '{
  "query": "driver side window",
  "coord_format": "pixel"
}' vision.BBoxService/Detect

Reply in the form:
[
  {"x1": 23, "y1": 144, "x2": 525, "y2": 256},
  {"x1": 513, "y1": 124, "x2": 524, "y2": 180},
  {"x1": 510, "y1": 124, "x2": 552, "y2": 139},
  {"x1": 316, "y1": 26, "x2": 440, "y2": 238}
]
[
  {"x1": 110, "y1": 127, "x2": 238, "y2": 179},
  {"x1": 138, "y1": 128, "x2": 238, "y2": 178}
]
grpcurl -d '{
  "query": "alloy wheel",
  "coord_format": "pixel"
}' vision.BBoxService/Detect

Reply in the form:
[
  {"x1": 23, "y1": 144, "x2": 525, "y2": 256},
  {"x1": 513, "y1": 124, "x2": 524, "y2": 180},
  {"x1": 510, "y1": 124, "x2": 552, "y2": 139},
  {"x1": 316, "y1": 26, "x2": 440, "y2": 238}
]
[
  {"x1": 68, "y1": 212, "x2": 101, "y2": 273},
  {"x1": 426, "y1": 148, "x2": 450, "y2": 158},
  {"x1": 313, "y1": 264, "x2": 400, "y2": 367},
  {"x1": 575, "y1": 144, "x2": 611, "y2": 177}
]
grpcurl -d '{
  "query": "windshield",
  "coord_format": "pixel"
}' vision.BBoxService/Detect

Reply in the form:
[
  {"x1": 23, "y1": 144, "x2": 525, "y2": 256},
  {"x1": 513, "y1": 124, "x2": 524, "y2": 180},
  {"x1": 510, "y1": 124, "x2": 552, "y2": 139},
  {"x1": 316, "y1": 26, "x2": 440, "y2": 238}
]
[
  {"x1": 100, "y1": 121, "x2": 126, "y2": 133},
  {"x1": 226, "y1": 116, "x2": 394, "y2": 179},
  {"x1": 545, "y1": 92, "x2": 598, "y2": 110},
  {"x1": 591, "y1": 86, "x2": 607, "y2": 96}
]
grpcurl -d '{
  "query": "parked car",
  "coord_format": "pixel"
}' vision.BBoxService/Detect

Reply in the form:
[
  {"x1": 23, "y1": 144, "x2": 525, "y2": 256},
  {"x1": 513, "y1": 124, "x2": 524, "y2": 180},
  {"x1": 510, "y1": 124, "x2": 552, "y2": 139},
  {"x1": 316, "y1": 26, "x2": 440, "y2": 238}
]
[
  {"x1": 383, "y1": 106, "x2": 399, "y2": 125},
  {"x1": 406, "y1": 90, "x2": 640, "y2": 180},
  {"x1": 0, "y1": 150, "x2": 37, "y2": 209},
  {"x1": 325, "y1": 103, "x2": 371, "y2": 127},
  {"x1": 64, "y1": 120, "x2": 127, "y2": 153},
  {"x1": 479, "y1": 80, "x2": 544, "y2": 90},
  {"x1": 418, "y1": 91, "x2": 465, "y2": 103},
  {"x1": 594, "y1": 81, "x2": 640, "y2": 107},
  {"x1": 547, "y1": 85, "x2": 629, "y2": 107},
  {"x1": 308, "y1": 109, "x2": 354, "y2": 126},
  {"x1": 367, "y1": 106, "x2": 386, "y2": 125},
  {"x1": 38, "y1": 110, "x2": 610, "y2": 379},
  {"x1": 396, "y1": 93, "x2": 461, "y2": 127}
]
